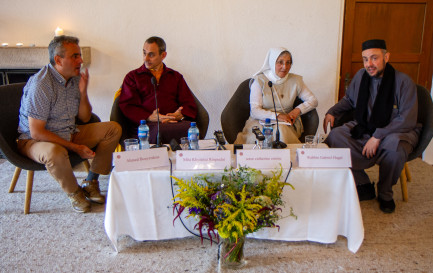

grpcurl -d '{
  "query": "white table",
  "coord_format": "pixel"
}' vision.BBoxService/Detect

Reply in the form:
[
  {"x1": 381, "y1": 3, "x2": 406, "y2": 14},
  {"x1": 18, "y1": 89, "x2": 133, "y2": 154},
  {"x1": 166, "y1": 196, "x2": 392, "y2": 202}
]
[{"x1": 104, "y1": 145, "x2": 364, "y2": 253}]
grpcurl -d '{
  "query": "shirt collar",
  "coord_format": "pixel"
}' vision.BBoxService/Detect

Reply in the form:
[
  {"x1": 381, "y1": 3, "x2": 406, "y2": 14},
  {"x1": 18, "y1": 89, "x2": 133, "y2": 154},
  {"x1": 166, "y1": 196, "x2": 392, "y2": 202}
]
[
  {"x1": 137, "y1": 63, "x2": 173, "y2": 75},
  {"x1": 48, "y1": 63, "x2": 67, "y2": 85},
  {"x1": 48, "y1": 63, "x2": 79, "y2": 87}
]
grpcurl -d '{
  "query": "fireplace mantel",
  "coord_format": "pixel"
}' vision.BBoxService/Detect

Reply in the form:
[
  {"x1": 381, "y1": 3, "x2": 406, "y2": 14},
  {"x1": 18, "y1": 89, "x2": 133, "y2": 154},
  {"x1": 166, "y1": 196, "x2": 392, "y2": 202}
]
[{"x1": 0, "y1": 47, "x2": 91, "y2": 69}]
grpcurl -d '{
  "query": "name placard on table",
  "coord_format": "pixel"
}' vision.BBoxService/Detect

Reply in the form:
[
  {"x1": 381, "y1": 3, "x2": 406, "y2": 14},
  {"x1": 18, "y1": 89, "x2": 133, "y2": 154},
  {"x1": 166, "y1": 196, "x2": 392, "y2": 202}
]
[
  {"x1": 175, "y1": 150, "x2": 231, "y2": 170},
  {"x1": 113, "y1": 147, "x2": 169, "y2": 172},
  {"x1": 236, "y1": 149, "x2": 291, "y2": 169},
  {"x1": 297, "y1": 148, "x2": 352, "y2": 168}
]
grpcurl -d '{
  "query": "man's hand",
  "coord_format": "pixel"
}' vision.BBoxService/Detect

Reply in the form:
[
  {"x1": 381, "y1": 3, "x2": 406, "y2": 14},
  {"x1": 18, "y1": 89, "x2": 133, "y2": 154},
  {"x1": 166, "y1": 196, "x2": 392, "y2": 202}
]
[
  {"x1": 166, "y1": 107, "x2": 184, "y2": 122},
  {"x1": 29, "y1": 117, "x2": 95, "y2": 159},
  {"x1": 79, "y1": 68, "x2": 89, "y2": 96},
  {"x1": 278, "y1": 108, "x2": 300, "y2": 124},
  {"x1": 362, "y1": 137, "x2": 380, "y2": 159},
  {"x1": 323, "y1": 114, "x2": 335, "y2": 134},
  {"x1": 147, "y1": 109, "x2": 176, "y2": 123},
  {"x1": 73, "y1": 144, "x2": 95, "y2": 159}
]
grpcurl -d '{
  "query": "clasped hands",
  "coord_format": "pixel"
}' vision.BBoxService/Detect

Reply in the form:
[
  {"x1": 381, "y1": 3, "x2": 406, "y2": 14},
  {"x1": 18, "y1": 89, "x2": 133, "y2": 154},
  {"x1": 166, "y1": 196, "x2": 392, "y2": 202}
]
[
  {"x1": 148, "y1": 107, "x2": 184, "y2": 123},
  {"x1": 277, "y1": 108, "x2": 300, "y2": 124}
]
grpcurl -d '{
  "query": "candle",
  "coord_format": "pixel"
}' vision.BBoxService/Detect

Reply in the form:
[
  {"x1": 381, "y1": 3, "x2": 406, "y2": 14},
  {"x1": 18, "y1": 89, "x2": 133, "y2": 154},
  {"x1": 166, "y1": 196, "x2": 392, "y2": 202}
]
[
  {"x1": 1, "y1": 43, "x2": 8, "y2": 47},
  {"x1": 55, "y1": 27, "x2": 64, "y2": 36}
]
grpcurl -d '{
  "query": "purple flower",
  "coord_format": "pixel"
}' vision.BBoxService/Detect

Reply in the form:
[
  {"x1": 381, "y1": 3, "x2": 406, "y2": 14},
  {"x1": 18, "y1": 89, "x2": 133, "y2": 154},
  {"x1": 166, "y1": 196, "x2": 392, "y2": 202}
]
[
  {"x1": 189, "y1": 207, "x2": 202, "y2": 214},
  {"x1": 210, "y1": 191, "x2": 221, "y2": 200}
]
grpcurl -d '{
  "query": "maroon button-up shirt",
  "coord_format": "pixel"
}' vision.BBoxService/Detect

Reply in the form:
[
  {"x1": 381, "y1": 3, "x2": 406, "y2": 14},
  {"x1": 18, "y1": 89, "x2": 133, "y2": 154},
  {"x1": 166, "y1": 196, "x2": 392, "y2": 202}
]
[{"x1": 119, "y1": 64, "x2": 197, "y2": 126}]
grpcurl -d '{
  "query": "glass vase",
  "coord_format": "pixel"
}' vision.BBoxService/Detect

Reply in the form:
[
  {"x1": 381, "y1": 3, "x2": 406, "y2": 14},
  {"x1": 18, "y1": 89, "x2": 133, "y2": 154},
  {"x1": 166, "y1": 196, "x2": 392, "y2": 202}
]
[{"x1": 219, "y1": 235, "x2": 246, "y2": 269}]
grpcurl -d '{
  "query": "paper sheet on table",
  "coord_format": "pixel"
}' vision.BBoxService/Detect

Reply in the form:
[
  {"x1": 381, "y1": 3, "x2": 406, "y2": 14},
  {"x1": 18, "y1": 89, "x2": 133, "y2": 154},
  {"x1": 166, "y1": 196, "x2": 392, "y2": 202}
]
[
  {"x1": 259, "y1": 120, "x2": 291, "y2": 126},
  {"x1": 198, "y1": 139, "x2": 217, "y2": 150}
]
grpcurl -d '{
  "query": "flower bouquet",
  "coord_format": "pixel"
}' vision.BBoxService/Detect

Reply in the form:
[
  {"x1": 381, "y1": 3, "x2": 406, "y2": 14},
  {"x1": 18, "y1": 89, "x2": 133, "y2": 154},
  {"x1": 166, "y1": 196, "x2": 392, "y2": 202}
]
[{"x1": 172, "y1": 166, "x2": 296, "y2": 269}]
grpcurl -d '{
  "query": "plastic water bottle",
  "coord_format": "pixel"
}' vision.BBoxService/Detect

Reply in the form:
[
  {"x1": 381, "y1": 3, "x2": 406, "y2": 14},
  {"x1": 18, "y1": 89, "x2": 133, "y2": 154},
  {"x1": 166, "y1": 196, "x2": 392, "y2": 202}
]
[
  {"x1": 262, "y1": 118, "x2": 273, "y2": 149},
  {"x1": 138, "y1": 120, "x2": 150, "y2": 150},
  {"x1": 188, "y1": 122, "x2": 200, "y2": 150}
]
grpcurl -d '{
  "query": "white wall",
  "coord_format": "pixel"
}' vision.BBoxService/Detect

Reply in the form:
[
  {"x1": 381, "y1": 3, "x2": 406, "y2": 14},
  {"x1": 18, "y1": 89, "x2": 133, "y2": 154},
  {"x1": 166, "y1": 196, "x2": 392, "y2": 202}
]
[{"x1": 0, "y1": 0, "x2": 344, "y2": 139}]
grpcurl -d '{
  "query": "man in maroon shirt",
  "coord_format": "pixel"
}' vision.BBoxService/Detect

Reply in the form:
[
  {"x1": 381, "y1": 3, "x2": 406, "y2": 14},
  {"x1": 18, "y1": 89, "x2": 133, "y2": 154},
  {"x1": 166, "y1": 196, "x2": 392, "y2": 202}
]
[{"x1": 119, "y1": 36, "x2": 197, "y2": 144}]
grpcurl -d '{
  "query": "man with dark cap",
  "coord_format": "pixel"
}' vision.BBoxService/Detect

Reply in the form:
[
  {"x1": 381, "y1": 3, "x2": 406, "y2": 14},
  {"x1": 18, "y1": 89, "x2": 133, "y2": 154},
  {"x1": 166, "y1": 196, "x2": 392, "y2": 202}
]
[{"x1": 323, "y1": 39, "x2": 420, "y2": 213}]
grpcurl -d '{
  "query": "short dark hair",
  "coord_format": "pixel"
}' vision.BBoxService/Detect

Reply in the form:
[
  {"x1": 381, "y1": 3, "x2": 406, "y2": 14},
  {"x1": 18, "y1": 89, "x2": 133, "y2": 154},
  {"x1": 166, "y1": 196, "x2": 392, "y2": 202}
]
[
  {"x1": 145, "y1": 36, "x2": 166, "y2": 54},
  {"x1": 48, "y1": 35, "x2": 79, "y2": 65}
]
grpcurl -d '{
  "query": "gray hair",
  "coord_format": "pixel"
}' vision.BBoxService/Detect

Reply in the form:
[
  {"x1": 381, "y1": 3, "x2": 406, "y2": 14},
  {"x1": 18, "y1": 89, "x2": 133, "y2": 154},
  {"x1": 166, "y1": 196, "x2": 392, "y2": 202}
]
[
  {"x1": 145, "y1": 36, "x2": 166, "y2": 54},
  {"x1": 48, "y1": 35, "x2": 79, "y2": 65}
]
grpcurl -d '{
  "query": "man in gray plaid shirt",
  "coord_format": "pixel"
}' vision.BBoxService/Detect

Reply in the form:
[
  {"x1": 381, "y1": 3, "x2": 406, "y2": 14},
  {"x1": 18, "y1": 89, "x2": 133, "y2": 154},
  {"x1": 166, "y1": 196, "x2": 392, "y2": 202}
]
[{"x1": 17, "y1": 36, "x2": 122, "y2": 213}]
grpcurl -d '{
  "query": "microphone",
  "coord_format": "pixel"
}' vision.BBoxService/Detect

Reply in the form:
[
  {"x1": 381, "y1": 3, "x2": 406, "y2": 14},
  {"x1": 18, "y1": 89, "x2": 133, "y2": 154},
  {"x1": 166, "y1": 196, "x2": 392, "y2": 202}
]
[
  {"x1": 150, "y1": 76, "x2": 169, "y2": 150},
  {"x1": 268, "y1": 81, "x2": 287, "y2": 149}
]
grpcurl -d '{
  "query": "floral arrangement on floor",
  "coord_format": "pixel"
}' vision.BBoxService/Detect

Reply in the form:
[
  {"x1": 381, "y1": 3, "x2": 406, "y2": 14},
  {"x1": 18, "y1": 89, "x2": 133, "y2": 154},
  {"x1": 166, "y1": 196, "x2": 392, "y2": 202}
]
[{"x1": 172, "y1": 166, "x2": 296, "y2": 245}]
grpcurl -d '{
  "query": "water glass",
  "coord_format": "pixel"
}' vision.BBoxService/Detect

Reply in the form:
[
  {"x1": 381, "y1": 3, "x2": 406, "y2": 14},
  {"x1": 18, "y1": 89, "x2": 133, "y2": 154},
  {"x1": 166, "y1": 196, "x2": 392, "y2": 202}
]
[
  {"x1": 124, "y1": 138, "x2": 139, "y2": 151},
  {"x1": 180, "y1": 137, "x2": 189, "y2": 150},
  {"x1": 303, "y1": 135, "x2": 317, "y2": 148}
]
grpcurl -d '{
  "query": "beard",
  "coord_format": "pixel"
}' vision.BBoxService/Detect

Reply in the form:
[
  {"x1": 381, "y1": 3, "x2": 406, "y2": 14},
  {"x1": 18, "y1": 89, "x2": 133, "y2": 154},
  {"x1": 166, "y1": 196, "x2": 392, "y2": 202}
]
[{"x1": 368, "y1": 60, "x2": 386, "y2": 78}]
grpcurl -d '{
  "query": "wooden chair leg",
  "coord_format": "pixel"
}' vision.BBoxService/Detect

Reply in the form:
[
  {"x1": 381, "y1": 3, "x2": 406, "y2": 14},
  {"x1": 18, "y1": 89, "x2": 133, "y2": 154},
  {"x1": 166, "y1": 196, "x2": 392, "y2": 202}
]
[
  {"x1": 9, "y1": 167, "x2": 22, "y2": 193},
  {"x1": 400, "y1": 166, "x2": 408, "y2": 202},
  {"x1": 24, "y1": 170, "x2": 34, "y2": 214},
  {"x1": 404, "y1": 163, "x2": 411, "y2": 182},
  {"x1": 83, "y1": 160, "x2": 90, "y2": 173}
]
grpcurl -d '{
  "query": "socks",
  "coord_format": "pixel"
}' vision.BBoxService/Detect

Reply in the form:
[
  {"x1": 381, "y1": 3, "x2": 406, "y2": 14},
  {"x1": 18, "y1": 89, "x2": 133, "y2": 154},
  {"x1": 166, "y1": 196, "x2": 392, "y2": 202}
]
[{"x1": 85, "y1": 171, "x2": 100, "y2": 182}]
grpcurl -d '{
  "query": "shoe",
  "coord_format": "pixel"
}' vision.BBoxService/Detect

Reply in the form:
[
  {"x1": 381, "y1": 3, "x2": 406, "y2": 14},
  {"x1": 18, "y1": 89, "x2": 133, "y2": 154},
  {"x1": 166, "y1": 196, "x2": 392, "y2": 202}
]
[
  {"x1": 67, "y1": 187, "x2": 91, "y2": 213},
  {"x1": 378, "y1": 196, "x2": 395, "y2": 213},
  {"x1": 82, "y1": 180, "x2": 105, "y2": 204},
  {"x1": 356, "y1": 182, "x2": 376, "y2": 201}
]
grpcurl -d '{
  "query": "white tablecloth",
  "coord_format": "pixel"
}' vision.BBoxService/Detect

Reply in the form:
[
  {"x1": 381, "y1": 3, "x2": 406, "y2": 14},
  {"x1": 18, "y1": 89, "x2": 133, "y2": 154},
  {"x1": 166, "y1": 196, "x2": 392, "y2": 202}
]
[{"x1": 104, "y1": 145, "x2": 364, "y2": 253}]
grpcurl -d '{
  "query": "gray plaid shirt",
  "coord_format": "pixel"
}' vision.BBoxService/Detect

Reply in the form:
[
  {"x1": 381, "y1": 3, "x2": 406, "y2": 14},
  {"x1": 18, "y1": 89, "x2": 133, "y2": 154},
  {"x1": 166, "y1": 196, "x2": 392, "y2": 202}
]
[{"x1": 18, "y1": 64, "x2": 81, "y2": 141}]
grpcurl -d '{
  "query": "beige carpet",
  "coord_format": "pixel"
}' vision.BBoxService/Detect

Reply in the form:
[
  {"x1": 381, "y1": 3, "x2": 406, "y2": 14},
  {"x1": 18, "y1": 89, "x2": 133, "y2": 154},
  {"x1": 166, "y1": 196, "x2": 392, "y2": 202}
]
[{"x1": 1, "y1": 158, "x2": 433, "y2": 272}]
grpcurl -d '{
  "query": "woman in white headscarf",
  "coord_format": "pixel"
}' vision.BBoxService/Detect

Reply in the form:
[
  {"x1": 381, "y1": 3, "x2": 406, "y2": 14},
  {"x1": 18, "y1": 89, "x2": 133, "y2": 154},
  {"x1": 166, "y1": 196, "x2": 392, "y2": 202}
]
[{"x1": 235, "y1": 47, "x2": 318, "y2": 144}]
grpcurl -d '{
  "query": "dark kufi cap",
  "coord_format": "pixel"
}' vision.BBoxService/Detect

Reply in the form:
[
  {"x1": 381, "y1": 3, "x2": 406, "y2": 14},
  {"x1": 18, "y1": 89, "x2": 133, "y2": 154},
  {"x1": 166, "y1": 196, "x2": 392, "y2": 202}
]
[{"x1": 362, "y1": 39, "x2": 387, "y2": 51}]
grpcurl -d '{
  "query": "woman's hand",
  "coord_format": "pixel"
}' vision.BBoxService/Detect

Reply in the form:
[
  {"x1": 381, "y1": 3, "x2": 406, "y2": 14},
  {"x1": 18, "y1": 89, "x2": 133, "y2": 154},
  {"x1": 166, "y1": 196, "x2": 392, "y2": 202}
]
[{"x1": 278, "y1": 108, "x2": 300, "y2": 124}]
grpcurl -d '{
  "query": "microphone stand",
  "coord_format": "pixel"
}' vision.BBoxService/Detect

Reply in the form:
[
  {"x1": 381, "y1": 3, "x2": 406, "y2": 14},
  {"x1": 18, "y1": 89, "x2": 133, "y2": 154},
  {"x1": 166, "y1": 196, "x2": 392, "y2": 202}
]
[
  {"x1": 150, "y1": 76, "x2": 169, "y2": 150},
  {"x1": 268, "y1": 81, "x2": 287, "y2": 149}
]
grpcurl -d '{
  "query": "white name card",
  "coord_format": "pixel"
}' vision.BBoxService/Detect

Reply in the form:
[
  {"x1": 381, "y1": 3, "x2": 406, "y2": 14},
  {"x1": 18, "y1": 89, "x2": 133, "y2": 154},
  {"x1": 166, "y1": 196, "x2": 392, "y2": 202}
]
[
  {"x1": 113, "y1": 148, "x2": 169, "y2": 172},
  {"x1": 176, "y1": 150, "x2": 231, "y2": 170},
  {"x1": 236, "y1": 149, "x2": 291, "y2": 169},
  {"x1": 297, "y1": 148, "x2": 352, "y2": 168}
]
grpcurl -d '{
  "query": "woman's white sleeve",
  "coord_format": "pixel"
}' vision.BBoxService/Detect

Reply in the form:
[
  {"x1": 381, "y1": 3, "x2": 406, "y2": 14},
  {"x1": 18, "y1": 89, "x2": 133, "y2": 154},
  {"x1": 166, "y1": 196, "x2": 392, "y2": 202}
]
[
  {"x1": 250, "y1": 80, "x2": 276, "y2": 120},
  {"x1": 296, "y1": 80, "x2": 318, "y2": 114}
]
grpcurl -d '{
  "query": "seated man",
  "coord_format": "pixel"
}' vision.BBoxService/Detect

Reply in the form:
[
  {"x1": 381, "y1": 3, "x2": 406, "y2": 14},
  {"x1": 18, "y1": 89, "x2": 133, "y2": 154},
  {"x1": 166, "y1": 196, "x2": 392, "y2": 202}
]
[
  {"x1": 119, "y1": 36, "x2": 197, "y2": 144},
  {"x1": 323, "y1": 39, "x2": 420, "y2": 213},
  {"x1": 17, "y1": 35, "x2": 122, "y2": 213}
]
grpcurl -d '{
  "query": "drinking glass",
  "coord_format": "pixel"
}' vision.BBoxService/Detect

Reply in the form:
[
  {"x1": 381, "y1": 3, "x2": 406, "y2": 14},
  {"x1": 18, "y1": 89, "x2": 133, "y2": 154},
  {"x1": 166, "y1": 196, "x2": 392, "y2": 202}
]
[
  {"x1": 180, "y1": 137, "x2": 189, "y2": 150},
  {"x1": 124, "y1": 138, "x2": 139, "y2": 151},
  {"x1": 303, "y1": 135, "x2": 317, "y2": 148}
]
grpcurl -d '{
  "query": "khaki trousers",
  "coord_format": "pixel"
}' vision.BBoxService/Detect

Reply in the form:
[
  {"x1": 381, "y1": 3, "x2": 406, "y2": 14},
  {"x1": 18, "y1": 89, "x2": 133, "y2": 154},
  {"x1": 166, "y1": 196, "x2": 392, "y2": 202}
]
[{"x1": 17, "y1": 121, "x2": 122, "y2": 194}]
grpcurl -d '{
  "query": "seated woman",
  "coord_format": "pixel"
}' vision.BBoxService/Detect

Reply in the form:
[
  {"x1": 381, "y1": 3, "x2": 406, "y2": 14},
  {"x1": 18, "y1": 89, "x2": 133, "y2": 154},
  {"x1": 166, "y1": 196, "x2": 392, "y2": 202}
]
[{"x1": 235, "y1": 47, "x2": 318, "y2": 144}]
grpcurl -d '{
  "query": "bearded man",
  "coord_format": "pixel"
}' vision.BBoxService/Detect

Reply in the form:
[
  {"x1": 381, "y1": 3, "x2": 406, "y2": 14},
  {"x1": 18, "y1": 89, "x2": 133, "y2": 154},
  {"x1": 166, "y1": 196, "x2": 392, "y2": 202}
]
[{"x1": 323, "y1": 39, "x2": 420, "y2": 213}]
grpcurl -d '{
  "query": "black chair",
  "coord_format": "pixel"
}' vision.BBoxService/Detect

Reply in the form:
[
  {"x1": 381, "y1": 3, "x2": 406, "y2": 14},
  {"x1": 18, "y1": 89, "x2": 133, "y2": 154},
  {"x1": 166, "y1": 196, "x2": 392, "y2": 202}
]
[
  {"x1": 332, "y1": 84, "x2": 433, "y2": 201},
  {"x1": 111, "y1": 88, "x2": 209, "y2": 149},
  {"x1": 221, "y1": 78, "x2": 319, "y2": 144},
  {"x1": 0, "y1": 83, "x2": 101, "y2": 214}
]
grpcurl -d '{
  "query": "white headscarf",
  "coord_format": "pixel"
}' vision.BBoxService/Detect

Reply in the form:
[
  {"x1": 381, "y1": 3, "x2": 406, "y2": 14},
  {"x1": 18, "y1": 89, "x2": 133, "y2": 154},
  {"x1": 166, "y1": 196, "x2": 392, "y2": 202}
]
[{"x1": 253, "y1": 47, "x2": 290, "y2": 85}]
